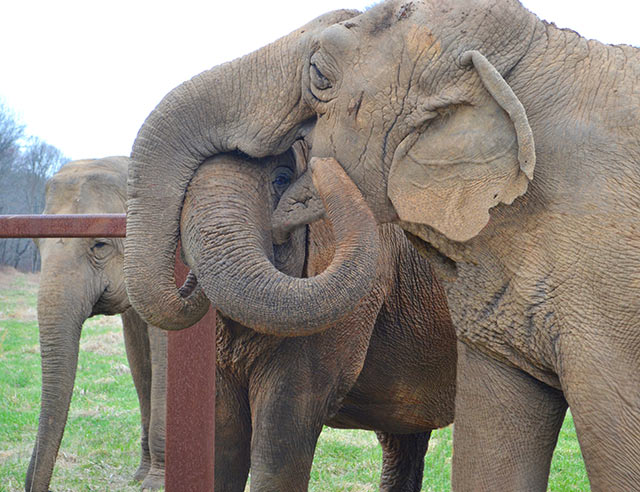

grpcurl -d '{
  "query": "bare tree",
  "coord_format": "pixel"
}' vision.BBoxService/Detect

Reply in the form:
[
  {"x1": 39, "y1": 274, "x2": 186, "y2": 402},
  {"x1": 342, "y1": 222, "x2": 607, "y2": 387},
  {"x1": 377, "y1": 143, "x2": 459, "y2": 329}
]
[
  {"x1": 21, "y1": 137, "x2": 67, "y2": 212},
  {"x1": 0, "y1": 101, "x2": 25, "y2": 212},
  {"x1": 19, "y1": 138, "x2": 68, "y2": 270},
  {"x1": 0, "y1": 102, "x2": 69, "y2": 271}
]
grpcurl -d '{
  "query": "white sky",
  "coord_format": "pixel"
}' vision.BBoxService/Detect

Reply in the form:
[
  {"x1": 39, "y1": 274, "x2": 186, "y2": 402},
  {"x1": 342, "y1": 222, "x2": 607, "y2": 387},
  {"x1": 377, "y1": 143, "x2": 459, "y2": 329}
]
[{"x1": 1, "y1": 0, "x2": 638, "y2": 161}]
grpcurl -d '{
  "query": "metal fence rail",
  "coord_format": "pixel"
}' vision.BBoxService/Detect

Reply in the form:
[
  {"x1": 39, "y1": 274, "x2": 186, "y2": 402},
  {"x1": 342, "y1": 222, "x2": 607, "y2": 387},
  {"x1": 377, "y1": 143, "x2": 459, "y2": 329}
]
[
  {"x1": 0, "y1": 214, "x2": 216, "y2": 492},
  {"x1": 0, "y1": 214, "x2": 127, "y2": 237}
]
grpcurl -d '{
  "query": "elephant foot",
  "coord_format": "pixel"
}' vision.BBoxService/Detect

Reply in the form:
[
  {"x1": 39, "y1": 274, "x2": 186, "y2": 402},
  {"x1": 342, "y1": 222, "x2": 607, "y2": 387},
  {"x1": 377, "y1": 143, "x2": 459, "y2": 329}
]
[
  {"x1": 141, "y1": 467, "x2": 165, "y2": 491},
  {"x1": 133, "y1": 459, "x2": 151, "y2": 482}
]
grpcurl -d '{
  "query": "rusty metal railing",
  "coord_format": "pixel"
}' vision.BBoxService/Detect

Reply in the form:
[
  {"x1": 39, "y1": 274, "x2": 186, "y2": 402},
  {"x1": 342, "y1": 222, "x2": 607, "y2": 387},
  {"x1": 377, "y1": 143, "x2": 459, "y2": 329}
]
[
  {"x1": 0, "y1": 214, "x2": 216, "y2": 491},
  {"x1": 0, "y1": 214, "x2": 127, "y2": 238}
]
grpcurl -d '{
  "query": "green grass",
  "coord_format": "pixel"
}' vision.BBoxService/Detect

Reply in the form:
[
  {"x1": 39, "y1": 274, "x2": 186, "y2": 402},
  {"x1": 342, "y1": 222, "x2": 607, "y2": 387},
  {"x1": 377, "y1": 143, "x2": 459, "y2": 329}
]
[
  {"x1": 0, "y1": 268, "x2": 589, "y2": 491},
  {"x1": 312, "y1": 418, "x2": 588, "y2": 491},
  {"x1": 0, "y1": 268, "x2": 142, "y2": 491}
]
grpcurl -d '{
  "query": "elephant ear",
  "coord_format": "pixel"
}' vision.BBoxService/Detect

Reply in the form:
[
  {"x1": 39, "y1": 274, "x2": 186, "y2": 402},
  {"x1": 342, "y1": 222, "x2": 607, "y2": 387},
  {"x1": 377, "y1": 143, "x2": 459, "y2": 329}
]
[{"x1": 388, "y1": 50, "x2": 535, "y2": 242}]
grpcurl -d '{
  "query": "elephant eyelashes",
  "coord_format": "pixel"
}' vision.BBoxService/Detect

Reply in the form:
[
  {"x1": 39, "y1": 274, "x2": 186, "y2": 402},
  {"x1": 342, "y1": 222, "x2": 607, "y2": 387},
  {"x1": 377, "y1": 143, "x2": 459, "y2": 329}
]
[
  {"x1": 308, "y1": 52, "x2": 336, "y2": 104},
  {"x1": 310, "y1": 63, "x2": 331, "y2": 90}
]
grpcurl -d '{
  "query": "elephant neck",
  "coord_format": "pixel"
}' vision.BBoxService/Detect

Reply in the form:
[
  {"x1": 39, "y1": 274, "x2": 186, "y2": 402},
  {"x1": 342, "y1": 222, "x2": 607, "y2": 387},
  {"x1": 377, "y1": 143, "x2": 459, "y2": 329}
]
[
  {"x1": 504, "y1": 18, "x2": 640, "y2": 217},
  {"x1": 398, "y1": 213, "x2": 520, "y2": 290},
  {"x1": 399, "y1": 221, "x2": 465, "y2": 285},
  {"x1": 504, "y1": 17, "x2": 634, "y2": 136}
]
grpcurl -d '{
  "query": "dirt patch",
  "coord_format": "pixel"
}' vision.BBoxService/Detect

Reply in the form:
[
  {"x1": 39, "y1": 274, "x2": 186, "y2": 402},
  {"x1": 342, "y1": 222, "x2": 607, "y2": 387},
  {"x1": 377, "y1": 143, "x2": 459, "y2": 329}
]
[
  {"x1": 10, "y1": 304, "x2": 37, "y2": 322},
  {"x1": 0, "y1": 449, "x2": 16, "y2": 462},
  {"x1": 95, "y1": 376, "x2": 116, "y2": 385},
  {"x1": 113, "y1": 362, "x2": 130, "y2": 375},
  {"x1": 57, "y1": 450, "x2": 79, "y2": 466},
  {"x1": 0, "y1": 266, "x2": 21, "y2": 288},
  {"x1": 0, "y1": 442, "x2": 31, "y2": 464},
  {"x1": 84, "y1": 314, "x2": 122, "y2": 330},
  {"x1": 80, "y1": 330, "x2": 125, "y2": 356},
  {"x1": 0, "y1": 267, "x2": 40, "y2": 322},
  {"x1": 0, "y1": 302, "x2": 37, "y2": 322},
  {"x1": 0, "y1": 265, "x2": 39, "y2": 290},
  {"x1": 70, "y1": 407, "x2": 101, "y2": 419},
  {"x1": 21, "y1": 343, "x2": 40, "y2": 354}
]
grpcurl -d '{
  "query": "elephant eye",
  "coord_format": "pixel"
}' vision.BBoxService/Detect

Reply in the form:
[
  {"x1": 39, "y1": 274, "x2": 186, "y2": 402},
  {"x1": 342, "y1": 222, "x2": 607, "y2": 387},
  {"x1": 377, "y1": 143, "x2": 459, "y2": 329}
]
[
  {"x1": 308, "y1": 52, "x2": 338, "y2": 105},
  {"x1": 310, "y1": 63, "x2": 332, "y2": 91},
  {"x1": 272, "y1": 167, "x2": 294, "y2": 197},
  {"x1": 91, "y1": 240, "x2": 112, "y2": 256}
]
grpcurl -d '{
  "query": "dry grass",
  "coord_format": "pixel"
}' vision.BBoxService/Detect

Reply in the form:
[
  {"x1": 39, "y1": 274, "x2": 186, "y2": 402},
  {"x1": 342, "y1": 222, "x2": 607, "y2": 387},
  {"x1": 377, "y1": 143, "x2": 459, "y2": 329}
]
[
  {"x1": 0, "y1": 267, "x2": 39, "y2": 323},
  {"x1": 5, "y1": 304, "x2": 37, "y2": 322},
  {"x1": 80, "y1": 329, "x2": 125, "y2": 356},
  {"x1": 0, "y1": 266, "x2": 39, "y2": 292}
]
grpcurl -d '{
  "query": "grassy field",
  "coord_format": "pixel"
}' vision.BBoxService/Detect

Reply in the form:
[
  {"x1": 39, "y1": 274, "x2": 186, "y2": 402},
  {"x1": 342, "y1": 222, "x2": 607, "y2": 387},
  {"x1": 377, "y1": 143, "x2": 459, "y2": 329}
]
[{"x1": 0, "y1": 267, "x2": 589, "y2": 491}]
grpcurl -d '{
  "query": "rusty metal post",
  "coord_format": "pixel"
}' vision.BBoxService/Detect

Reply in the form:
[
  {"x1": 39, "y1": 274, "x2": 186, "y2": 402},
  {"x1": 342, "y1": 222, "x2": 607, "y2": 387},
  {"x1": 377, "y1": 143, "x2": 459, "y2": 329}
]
[
  {"x1": 0, "y1": 214, "x2": 127, "y2": 237},
  {"x1": 0, "y1": 214, "x2": 216, "y2": 491},
  {"x1": 167, "y1": 255, "x2": 216, "y2": 491}
]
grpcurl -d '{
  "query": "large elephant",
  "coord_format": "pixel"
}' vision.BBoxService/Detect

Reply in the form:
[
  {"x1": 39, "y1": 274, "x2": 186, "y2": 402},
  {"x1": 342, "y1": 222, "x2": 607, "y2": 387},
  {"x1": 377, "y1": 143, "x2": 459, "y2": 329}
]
[
  {"x1": 29, "y1": 157, "x2": 166, "y2": 491},
  {"x1": 180, "y1": 149, "x2": 456, "y2": 491},
  {"x1": 125, "y1": 1, "x2": 640, "y2": 490}
]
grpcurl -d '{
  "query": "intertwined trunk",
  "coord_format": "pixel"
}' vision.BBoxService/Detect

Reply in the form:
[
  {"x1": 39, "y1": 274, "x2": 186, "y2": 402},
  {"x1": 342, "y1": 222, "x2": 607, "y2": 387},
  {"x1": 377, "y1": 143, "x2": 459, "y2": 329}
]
[
  {"x1": 125, "y1": 10, "x2": 358, "y2": 331},
  {"x1": 180, "y1": 156, "x2": 379, "y2": 335}
]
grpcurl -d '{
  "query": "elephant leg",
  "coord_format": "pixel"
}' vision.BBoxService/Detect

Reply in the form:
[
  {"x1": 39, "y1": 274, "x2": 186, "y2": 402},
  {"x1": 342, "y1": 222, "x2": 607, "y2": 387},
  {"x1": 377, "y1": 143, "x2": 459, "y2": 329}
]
[
  {"x1": 452, "y1": 341, "x2": 567, "y2": 492},
  {"x1": 248, "y1": 398, "x2": 323, "y2": 492},
  {"x1": 215, "y1": 368, "x2": 251, "y2": 492},
  {"x1": 376, "y1": 431, "x2": 430, "y2": 492},
  {"x1": 560, "y1": 336, "x2": 640, "y2": 491},
  {"x1": 141, "y1": 324, "x2": 168, "y2": 491},
  {"x1": 248, "y1": 355, "x2": 328, "y2": 492},
  {"x1": 121, "y1": 308, "x2": 153, "y2": 481}
]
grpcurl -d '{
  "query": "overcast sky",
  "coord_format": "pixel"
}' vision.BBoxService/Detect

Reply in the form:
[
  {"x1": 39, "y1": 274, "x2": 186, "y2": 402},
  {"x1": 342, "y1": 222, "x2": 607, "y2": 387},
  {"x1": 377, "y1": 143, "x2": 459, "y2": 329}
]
[{"x1": 1, "y1": 0, "x2": 638, "y2": 161}]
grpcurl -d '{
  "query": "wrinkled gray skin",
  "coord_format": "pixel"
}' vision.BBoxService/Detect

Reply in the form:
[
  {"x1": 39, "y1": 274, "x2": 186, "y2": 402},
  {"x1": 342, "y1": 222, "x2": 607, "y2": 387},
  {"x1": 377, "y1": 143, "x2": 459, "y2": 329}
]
[
  {"x1": 180, "y1": 152, "x2": 456, "y2": 492},
  {"x1": 28, "y1": 157, "x2": 166, "y2": 492},
  {"x1": 126, "y1": 1, "x2": 640, "y2": 490}
]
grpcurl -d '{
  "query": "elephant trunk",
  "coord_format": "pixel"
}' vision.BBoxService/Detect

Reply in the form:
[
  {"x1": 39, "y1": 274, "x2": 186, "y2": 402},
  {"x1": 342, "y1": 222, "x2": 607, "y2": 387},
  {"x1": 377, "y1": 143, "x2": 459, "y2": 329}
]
[
  {"x1": 180, "y1": 156, "x2": 379, "y2": 335},
  {"x1": 25, "y1": 267, "x2": 96, "y2": 492},
  {"x1": 126, "y1": 10, "x2": 358, "y2": 331}
]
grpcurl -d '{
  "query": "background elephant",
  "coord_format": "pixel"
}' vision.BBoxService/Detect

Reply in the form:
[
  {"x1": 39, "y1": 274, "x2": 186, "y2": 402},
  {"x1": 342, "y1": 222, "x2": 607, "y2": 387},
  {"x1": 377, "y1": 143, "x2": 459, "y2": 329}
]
[
  {"x1": 29, "y1": 156, "x2": 166, "y2": 491},
  {"x1": 124, "y1": 0, "x2": 640, "y2": 490},
  {"x1": 179, "y1": 149, "x2": 456, "y2": 491}
]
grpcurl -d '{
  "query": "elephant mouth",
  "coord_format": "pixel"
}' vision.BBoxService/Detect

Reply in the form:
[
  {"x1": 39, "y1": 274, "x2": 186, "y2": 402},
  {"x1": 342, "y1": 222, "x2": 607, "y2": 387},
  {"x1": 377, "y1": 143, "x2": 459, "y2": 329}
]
[{"x1": 92, "y1": 283, "x2": 130, "y2": 316}]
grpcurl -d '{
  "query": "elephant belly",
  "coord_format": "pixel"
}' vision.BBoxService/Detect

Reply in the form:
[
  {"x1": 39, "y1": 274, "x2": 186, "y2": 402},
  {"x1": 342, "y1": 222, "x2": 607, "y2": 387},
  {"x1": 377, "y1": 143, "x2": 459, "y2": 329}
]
[{"x1": 326, "y1": 373, "x2": 455, "y2": 434}]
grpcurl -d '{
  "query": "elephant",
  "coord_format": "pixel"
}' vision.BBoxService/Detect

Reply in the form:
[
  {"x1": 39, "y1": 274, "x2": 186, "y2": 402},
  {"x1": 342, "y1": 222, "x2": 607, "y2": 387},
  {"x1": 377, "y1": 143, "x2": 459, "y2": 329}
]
[
  {"x1": 29, "y1": 156, "x2": 166, "y2": 491},
  {"x1": 180, "y1": 149, "x2": 456, "y2": 491},
  {"x1": 124, "y1": 1, "x2": 640, "y2": 490}
]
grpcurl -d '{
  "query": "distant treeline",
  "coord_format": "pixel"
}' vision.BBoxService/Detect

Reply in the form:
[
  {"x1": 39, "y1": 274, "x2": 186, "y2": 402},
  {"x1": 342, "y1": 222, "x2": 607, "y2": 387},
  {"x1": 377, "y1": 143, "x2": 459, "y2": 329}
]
[{"x1": 0, "y1": 101, "x2": 69, "y2": 272}]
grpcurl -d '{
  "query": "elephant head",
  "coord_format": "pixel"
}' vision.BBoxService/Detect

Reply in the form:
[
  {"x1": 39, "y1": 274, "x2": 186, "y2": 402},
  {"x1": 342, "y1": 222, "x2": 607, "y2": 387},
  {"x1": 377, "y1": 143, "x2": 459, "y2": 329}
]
[
  {"x1": 27, "y1": 157, "x2": 131, "y2": 491},
  {"x1": 293, "y1": 1, "x2": 536, "y2": 244},
  {"x1": 126, "y1": 0, "x2": 537, "y2": 328}
]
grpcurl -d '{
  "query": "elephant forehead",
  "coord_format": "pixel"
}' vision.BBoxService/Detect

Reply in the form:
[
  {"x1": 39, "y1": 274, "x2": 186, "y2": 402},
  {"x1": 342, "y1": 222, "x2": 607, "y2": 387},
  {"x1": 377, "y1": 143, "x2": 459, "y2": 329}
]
[
  {"x1": 358, "y1": 0, "x2": 419, "y2": 34},
  {"x1": 404, "y1": 22, "x2": 441, "y2": 59},
  {"x1": 45, "y1": 181, "x2": 126, "y2": 214},
  {"x1": 337, "y1": 28, "x2": 441, "y2": 106},
  {"x1": 319, "y1": 23, "x2": 358, "y2": 55}
]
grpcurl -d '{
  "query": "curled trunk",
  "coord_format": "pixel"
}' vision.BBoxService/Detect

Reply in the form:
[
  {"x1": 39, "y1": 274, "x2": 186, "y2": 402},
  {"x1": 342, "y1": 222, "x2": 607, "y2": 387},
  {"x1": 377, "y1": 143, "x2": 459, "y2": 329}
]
[
  {"x1": 181, "y1": 156, "x2": 379, "y2": 335},
  {"x1": 125, "y1": 10, "x2": 358, "y2": 331}
]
